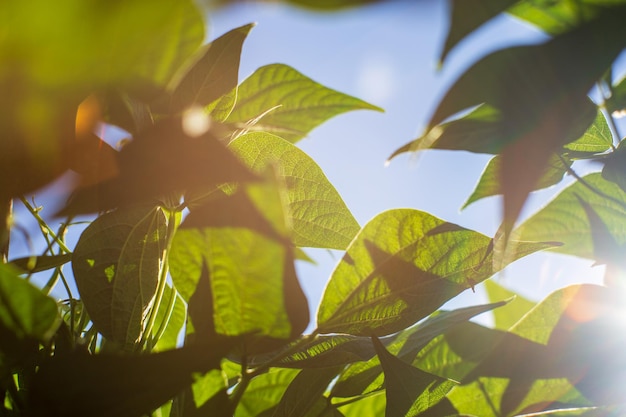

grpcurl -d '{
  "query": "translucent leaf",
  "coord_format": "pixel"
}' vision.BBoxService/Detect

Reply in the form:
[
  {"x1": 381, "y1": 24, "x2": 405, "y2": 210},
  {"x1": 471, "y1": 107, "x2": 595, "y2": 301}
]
[
  {"x1": 508, "y1": 0, "x2": 610, "y2": 35},
  {"x1": 72, "y1": 205, "x2": 167, "y2": 349},
  {"x1": 331, "y1": 301, "x2": 507, "y2": 398},
  {"x1": 514, "y1": 173, "x2": 626, "y2": 261},
  {"x1": 170, "y1": 185, "x2": 309, "y2": 347},
  {"x1": 0, "y1": 263, "x2": 60, "y2": 343},
  {"x1": 462, "y1": 153, "x2": 572, "y2": 209},
  {"x1": 235, "y1": 368, "x2": 300, "y2": 417},
  {"x1": 229, "y1": 132, "x2": 360, "y2": 249},
  {"x1": 563, "y1": 110, "x2": 613, "y2": 155},
  {"x1": 273, "y1": 367, "x2": 342, "y2": 417},
  {"x1": 317, "y1": 209, "x2": 550, "y2": 336},
  {"x1": 169, "y1": 23, "x2": 254, "y2": 112},
  {"x1": 224, "y1": 64, "x2": 383, "y2": 143},
  {"x1": 372, "y1": 336, "x2": 456, "y2": 417},
  {"x1": 484, "y1": 280, "x2": 535, "y2": 330}
]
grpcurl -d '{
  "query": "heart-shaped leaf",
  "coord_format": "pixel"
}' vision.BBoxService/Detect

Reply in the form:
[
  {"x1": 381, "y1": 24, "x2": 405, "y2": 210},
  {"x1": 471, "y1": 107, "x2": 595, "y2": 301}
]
[{"x1": 72, "y1": 205, "x2": 167, "y2": 349}]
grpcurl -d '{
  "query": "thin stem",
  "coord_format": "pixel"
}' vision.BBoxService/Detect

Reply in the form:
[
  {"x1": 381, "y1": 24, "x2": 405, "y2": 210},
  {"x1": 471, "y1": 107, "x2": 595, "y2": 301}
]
[
  {"x1": 0, "y1": 198, "x2": 12, "y2": 263},
  {"x1": 140, "y1": 208, "x2": 178, "y2": 352},
  {"x1": 19, "y1": 197, "x2": 71, "y2": 253},
  {"x1": 147, "y1": 284, "x2": 178, "y2": 351}
]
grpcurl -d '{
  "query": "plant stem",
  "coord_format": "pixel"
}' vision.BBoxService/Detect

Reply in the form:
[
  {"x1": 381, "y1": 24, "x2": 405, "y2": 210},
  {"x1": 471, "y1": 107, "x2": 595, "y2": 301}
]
[
  {"x1": 0, "y1": 198, "x2": 12, "y2": 263},
  {"x1": 19, "y1": 197, "x2": 71, "y2": 254},
  {"x1": 140, "y1": 207, "x2": 178, "y2": 352}
]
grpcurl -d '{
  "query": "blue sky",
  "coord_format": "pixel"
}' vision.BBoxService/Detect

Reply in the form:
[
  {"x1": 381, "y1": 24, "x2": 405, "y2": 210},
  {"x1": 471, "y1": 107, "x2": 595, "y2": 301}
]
[{"x1": 209, "y1": 1, "x2": 606, "y2": 321}]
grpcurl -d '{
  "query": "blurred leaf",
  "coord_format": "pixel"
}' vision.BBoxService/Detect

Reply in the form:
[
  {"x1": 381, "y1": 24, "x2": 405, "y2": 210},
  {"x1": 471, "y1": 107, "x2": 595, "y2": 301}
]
[
  {"x1": 372, "y1": 336, "x2": 456, "y2": 417},
  {"x1": 508, "y1": 0, "x2": 609, "y2": 35},
  {"x1": 8, "y1": 253, "x2": 73, "y2": 274},
  {"x1": 426, "y1": 7, "x2": 626, "y2": 232},
  {"x1": 335, "y1": 391, "x2": 386, "y2": 416},
  {"x1": 62, "y1": 117, "x2": 257, "y2": 214},
  {"x1": 68, "y1": 132, "x2": 120, "y2": 187},
  {"x1": 273, "y1": 367, "x2": 342, "y2": 417},
  {"x1": 0, "y1": 263, "x2": 60, "y2": 347},
  {"x1": 169, "y1": 24, "x2": 254, "y2": 112},
  {"x1": 224, "y1": 64, "x2": 383, "y2": 143},
  {"x1": 0, "y1": 0, "x2": 204, "y2": 88},
  {"x1": 317, "y1": 209, "x2": 551, "y2": 336},
  {"x1": 28, "y1": 340, "x2": 238, "y2": 417},
  {"x1": 601, "y1": 139, "x2": 626, "y2": 192},
  {"x1": 442, "y1": 0, "x2": 519, "y2": 63},
  {"x1": 606, "y1": 74, "x2": 626, "y2": 114},
  {"x1": 462, "y1": 153, "x2": 571, "y2": 209},
  {"x1": 170, "y1": 186, "x2": 309, "y2": 350},
  {"x1": 72, "y1": 205, "x2": 167, "y2": 349},
  {"x1": 283, "y1": 0, "x2": 387, "y2": 10},
  {"x1": 97, "y1": 89, "x2": 153, "y2": 135},
  {"x1": 229, "y1": 132, "x2": 360, "y2": 249},
  {"x1": 515, "y1": 173, "x2": 626, "y2": 261},
  {"x1": 236, "y1": 368, "x2": 300, "y2": 417},
  {"x1": 331, "y1": 301, "x2": 507, "y2": 398},
  {"x1": 484, "y1": 280, "x2": 535, "y2": 330}
]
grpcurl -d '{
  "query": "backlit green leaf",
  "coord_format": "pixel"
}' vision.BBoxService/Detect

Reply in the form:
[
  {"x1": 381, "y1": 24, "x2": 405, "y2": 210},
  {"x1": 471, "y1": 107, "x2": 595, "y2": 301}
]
[
  {"x1": 462, "y1": 153, "x2": 571, "y2": 209},
  {"x1": 170, "y1": 185, "x2": 309, "y2": 345},
  {"x1": 373, "y1": 336, "x2": 456, "y2": 417},
  {"x1": 72, "y1": 205, "x2": 167, "y2": 349},
  {"x1": 224, "y1": 64, "x2": 383, "y2": 143},
  {"x1": 169, "y1": 24, "x2": 254, "y2": 112},
  {"x1": 273, "y1": 367, "x2": 342, "y2": 417},
  {"x1": 514, "y1": 173, "x2": 626, "y2": 260},
  {"x1": 8, "y1": 253, "x2": 73, "y2": 274},
  {"x1": 151, "y1": 284, "x2": 186, "y2": 352},
  {"x1": 563, "y1": 109, "x2": 613, "y2": 155},
  {"x1": 484, "y1": 280, "x2": 535, "y2": 330},
  {"x1": 0, "y1": 263, "x2": 60, "y2": 344},
  {"x1": 317, "y1": 209, "x2": 548, "y2": 336},
  {"x1": 235, "y1": 368, "x2": 300, "y2": 417},
  {"x1": 229, "y1": 132, "x2": 360, "y2": 249},
  {"x1": 508, "y1": 0, "x2": 610, "y2": 35}
]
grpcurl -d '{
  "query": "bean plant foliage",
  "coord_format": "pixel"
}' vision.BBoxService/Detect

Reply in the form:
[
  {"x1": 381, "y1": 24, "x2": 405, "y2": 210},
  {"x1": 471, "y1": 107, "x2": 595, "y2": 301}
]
[{"x1": 2, "y1": 0, "x2": 626, "y2": 416}]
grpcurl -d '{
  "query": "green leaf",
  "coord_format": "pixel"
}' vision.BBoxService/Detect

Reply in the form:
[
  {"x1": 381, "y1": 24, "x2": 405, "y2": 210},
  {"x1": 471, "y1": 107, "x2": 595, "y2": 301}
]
[
  {"x1": 169, "y1": 23, "x2": 254, "y2": 112},
  {"x1": 484, "y1": 280, "x2": 535, "y2": 330},
  {"x1": 0, "y1": 263, "x2": 60, "y2": 344},
  {"x1": 563, "y1": 109, "x2": 613, "y2": 155},
  {"x1": 331, "y1": 301, "x2": 507, "y2": 398},
  {"x1": 8, "y1": 253, "x2": 73, "y2": 274},
  {"x1": 426, "y1": 7, "x2": 626, "y2": 232},
  {"x1": 317, "y1": 209, "x2": 549, "y2": 336},
  {"x1": 372, "y1": 336, "x2": 456, "y2": 417},
  {"x1": 273, "y1": 367, "x2": 342, "y2": 417},
  {"x1": 151, "y1": 284, "x2": 186, "y2": 352},
  {"x1": 29, "y1": 340, "x2": 238, "y2": 417},
  {"x1": 229, "y1": 132, "x2": 360, "y2": 249},
  {"x1": 335, "y1": 391, "x2": 386, "y2": 416},
  {"x1": 442, "y1": 0, "x2": 520, "y2": 63},
  {"x1": 606, "y1": 74, "x2": 626, "y2": 114},
  {"x1": 170, "y1": 185, "x2": 309, "y2": 347},
  {"x1": 601, "y1": 139, "x2": 626, "y2": 192},
  {"x1": 72, "y1": 205, "x2": 167, "y2": 349},
  {"x1": 1, "y1": 0, "x2": 204, "y2": 88},
  {"x1": 224, "y1": 64, "x2": 383, "y2": 143},
  {"x1": 236, "y1": 368, "x2": 300, "y2": 417},
  {"x1": 508, "y1": 0, "x2": 610, "y2": 35},
  {"x1": 462, "y1": 153, "x2": 572, "y2": 209},
  {"x1": 514, "y1": 173, "x2": 626, "y2": 260}
]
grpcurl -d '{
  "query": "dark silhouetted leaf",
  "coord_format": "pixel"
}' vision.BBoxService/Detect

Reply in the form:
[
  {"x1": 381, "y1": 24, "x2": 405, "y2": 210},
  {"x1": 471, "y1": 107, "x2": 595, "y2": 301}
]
[
  {"x1": 236, "y1": 368, "x2": 300, "y2": 417},
  {"x1": 442, "y1": 0, "x2": 520, "y2": 63},
  {"x1": 602, "y1": 140, "x2": 626, "y2": 193},
  {"x1": 28, "y1": 339, "x2": 238, "y2": 417},
  {"x1": 372, "y1": 336, "x2": 456, "y2": 417},
  {"x1": 169, "y1": 24, "x2": 254, "y2": 112},
  {"x1": 317, "y1": 209, "x2": 551, "y2": 336},
  {"x1": 229, "y1": 132, "x2": 360, "y2": 249},
  {"x1": 8, "y1": 253, "x2": 73, "y2": 274},
  {"x1": 72, "y1": 205, "x2": 167, "y2": 349},
  {"x1": 224, "y1": 64, "x2": 382, "y2": 143},
  {"x1": 426, "y1": 6, "x2": 626, "y2": 233},
  {"x1": 606, "y1": 74, "x2": 626, "y2": 114},
  {"x1": 61, "y1": 117, "x2": 257, "y2": 214}
]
